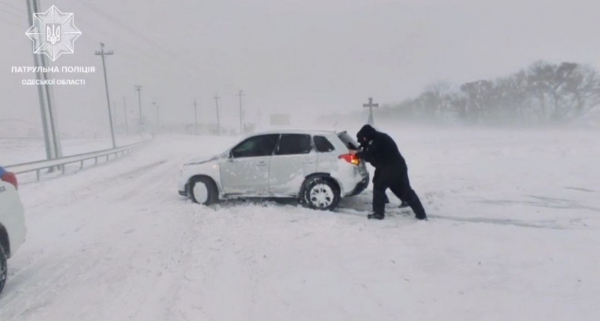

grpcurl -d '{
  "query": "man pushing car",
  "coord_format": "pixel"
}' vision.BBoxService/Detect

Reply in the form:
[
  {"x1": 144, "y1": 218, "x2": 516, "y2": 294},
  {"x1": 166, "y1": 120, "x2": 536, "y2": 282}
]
[{"x1": 352, "y1": 124, "x2": 427, "y2": 220}]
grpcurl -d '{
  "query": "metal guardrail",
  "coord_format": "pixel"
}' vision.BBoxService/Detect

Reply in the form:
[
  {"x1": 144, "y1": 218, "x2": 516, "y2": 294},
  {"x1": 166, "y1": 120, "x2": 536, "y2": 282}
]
[{"x1": 5, "y1": 140, "x2": 149, "y2": 181}]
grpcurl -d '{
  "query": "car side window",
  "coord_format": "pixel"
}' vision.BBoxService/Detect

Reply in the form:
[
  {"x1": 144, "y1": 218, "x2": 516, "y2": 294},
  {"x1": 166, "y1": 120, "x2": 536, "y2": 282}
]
[
  {"x1": 275, "y1": 134, "x2": 312, "y2": 155},
  {"x1": 314, "y1": 136, "x2": 335, "y2": 153},
  {"x1": 231, "y1": 134, "x2": 279, "y2": 158}
]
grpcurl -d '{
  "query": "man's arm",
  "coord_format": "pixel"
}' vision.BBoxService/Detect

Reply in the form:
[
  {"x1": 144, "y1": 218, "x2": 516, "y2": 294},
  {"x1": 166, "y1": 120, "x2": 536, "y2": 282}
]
[{"x1": 355, "y1": 140, "x2": 378, "y2": 163}]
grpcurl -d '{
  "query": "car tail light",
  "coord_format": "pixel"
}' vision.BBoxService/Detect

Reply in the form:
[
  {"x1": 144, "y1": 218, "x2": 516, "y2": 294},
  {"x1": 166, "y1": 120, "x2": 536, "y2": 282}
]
[
  {"x1": 339, "y1": 153, "x2": 361, "y2": 165},
  {"x1": 1, "y1": 172, "x2": 18, "y2": 190}
]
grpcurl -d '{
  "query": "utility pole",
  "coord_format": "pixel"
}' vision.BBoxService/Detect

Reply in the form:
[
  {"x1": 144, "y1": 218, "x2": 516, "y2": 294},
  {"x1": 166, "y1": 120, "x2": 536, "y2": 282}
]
[
  {"x1": 26, "y1": 0, "x2": 62, "y2": 162},
  {"x1": 123, "y1": 96, "x2": 129, "y2": 135},
  {"x1": 26, "y1": 0, "x2": 53, "y2": 161},
  {"x1": 153, "y1": 101, "x2": 160, "y2": 133},
  {"x1": 237, "y1": 90, "x2": 245, "y2": 135},
  {"x1": 194, "y1": 99, "x2": 198, "y2": 135},
  {"x1": 95, "y1": 43, "x2": 116, "y2": 148},
  {"x1": 214, "y1": 94, "x2": 221, "y2": 136},
  {"x1": 135, "y1": 85, "x2": 143, "y2": 136}
]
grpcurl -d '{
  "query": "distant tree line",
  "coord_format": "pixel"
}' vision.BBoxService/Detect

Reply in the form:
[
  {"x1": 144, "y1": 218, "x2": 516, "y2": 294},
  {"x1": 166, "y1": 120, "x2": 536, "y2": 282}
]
[{"x1": 379, "y1": 61, "x2": 600, "y2": 125}]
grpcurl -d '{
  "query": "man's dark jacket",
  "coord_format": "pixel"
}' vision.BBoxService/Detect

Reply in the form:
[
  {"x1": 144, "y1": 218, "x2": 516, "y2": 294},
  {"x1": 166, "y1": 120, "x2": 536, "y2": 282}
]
[{"x1": 356, "y1": 125, "x2": 407, "y2": 172}]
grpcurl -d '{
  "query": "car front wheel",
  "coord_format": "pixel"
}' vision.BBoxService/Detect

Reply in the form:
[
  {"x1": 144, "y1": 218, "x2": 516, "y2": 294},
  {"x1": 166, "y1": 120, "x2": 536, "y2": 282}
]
[
  {"x1": 190, "y1": 176, "x2": 219, "y2": 205},
  {"x1": 302, "y1": 177, "x2": 341, "y2": 211}
]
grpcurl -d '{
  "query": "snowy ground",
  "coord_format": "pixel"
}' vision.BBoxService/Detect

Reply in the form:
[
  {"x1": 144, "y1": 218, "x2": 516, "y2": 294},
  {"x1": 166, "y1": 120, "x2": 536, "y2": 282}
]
[{"x1": 0, "y1": 127, "x2": 599, "y2": 321}]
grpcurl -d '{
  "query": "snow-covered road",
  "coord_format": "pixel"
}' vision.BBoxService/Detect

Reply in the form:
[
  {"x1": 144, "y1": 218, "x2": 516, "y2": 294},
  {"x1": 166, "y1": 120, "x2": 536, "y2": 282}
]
[{"x1": 1, "y1": 128, "x2": 599, "y2": 321}]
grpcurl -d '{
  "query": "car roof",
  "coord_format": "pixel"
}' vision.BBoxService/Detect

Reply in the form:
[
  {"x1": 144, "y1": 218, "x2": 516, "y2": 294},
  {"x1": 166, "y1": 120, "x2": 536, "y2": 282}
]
[{"x1": 249, "y1": 129, "x2": 340, "y2": 136}]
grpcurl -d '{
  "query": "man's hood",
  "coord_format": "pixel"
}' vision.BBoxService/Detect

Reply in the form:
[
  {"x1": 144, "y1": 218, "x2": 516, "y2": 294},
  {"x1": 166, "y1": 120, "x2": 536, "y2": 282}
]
[{"x1": 357, "y1": 124, "x2": 378, "y2": 142}]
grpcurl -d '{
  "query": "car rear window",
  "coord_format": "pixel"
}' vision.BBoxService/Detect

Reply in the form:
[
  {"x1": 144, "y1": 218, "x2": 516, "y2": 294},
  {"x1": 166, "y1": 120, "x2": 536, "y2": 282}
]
[
  {"x1": 337, "y1": 131, "x2": 359, "y2": 150},
  {"x1": 314, "y1": 136, "x2": 335, "y2": 153},
  {"x1": 276, "y1": 134, "x2": 312, "y2": 155}
]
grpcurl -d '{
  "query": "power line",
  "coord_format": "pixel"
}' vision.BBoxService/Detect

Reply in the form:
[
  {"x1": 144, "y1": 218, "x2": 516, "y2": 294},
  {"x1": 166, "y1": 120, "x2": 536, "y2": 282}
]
[
  {"x1": 73, "y1": 0, "x2": 206, "y2": 80},
  {"x1": 0, "y1": 2, "x2": 27, "y2": 22},
  {"x1": 72, "y1": 0, "x2": 221, "y2": 92},
  {"x1": 0, "y1": 1, "x2": 26, "y2": 14},
  {"x1": 0, "y1": 1, "x2": 27, "y2": 30},
  {"x1": 75, "y1": 0, "x2": 180, "y2": 60},
  {"x1": 70, "y1": 10, "x2": 205, "y2": 87},
  {"x1": 0, "y1": 7, "x2": 26, "y2": 20},
  {"x1": 12, "y1": 0, "x2": 208, "y2": 88},
  {"x1": 0, "y1": 16, "x2": 24, "y2": 29},
  {"x1": 13, "y1": 1, "x2": 163, "y2": 70},
  {"x1": 51, "y1": 1, "x2": 234, "y2": 112}
]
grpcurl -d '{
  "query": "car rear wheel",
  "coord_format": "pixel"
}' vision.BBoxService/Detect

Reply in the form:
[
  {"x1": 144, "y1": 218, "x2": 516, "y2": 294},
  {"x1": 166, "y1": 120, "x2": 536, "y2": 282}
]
[
  {"x1": 190, "y1": 176, "x2": 219, "y2": 205},
  {"x1": 302, "y1": 177, "x2": 341, "y2": 211},
  {"x1": 0, "y1": 245, "x2": 7, "y2": 295}
]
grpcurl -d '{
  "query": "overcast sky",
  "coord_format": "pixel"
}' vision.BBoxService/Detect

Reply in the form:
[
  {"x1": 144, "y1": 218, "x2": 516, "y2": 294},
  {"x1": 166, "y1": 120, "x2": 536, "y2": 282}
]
[{"x1": 1, "y1": 0, "x2": 600, "y2": 134}]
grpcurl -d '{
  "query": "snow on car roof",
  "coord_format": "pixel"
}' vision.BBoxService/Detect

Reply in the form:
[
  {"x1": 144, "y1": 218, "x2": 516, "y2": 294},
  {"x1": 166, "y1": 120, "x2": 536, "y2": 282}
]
[{"x1": 249, "y1": 129, "x2": 339, "y2": 136}]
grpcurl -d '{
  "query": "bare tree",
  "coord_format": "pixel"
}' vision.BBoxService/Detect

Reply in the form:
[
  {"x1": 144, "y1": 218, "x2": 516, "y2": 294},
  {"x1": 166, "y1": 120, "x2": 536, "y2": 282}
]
[{"x1": 386, "y1": 60, "x2": 600, "y2": 125}]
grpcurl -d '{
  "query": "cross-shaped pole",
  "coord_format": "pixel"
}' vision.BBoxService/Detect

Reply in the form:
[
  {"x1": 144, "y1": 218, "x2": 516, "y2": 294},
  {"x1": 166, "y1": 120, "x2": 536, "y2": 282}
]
[{"x1": 363, "y1": 97, "x2": 378, "y2": 125}]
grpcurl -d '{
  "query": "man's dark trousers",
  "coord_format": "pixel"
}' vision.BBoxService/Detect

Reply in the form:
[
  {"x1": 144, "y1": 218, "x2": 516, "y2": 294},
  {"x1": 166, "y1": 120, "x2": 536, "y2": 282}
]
[{"x1": 373, "y1": 167, "x2": 426, "y2": 219}]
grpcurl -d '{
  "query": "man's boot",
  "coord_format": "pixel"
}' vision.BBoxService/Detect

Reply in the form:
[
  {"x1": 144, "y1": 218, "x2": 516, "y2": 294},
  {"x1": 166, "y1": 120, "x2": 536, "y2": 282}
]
[{"x1": 368, "y1": 213, "x2": 385, "y2": 220}]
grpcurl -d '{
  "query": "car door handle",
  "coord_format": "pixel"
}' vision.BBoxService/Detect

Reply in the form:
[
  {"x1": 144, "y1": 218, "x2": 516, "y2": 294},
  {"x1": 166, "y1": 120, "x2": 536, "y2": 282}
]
[
  {"x1": 257, "y1": 161, "x2": 268, "y2": 167},
  {"x1": 302, "y1": 161, "x2": 315, "y2": 164}
]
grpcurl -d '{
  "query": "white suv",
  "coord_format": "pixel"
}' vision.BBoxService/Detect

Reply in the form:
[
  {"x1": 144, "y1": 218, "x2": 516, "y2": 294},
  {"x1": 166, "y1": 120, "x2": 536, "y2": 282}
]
[
  {"x1": 0, "y1": 166, "x2": 27, "y2": 295},
  {"x1": 178, "y1": 130, "x2": 369, "y2": 210}
]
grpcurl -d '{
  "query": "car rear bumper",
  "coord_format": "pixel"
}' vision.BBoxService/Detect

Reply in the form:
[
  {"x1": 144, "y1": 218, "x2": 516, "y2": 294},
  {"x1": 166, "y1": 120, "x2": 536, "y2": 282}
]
[
  {"x1": 347, "y1": 177, "x2": 369, "y2": 197},
  {"x1": 337, "y1": 165, "x2": 369, "y2": 197}
]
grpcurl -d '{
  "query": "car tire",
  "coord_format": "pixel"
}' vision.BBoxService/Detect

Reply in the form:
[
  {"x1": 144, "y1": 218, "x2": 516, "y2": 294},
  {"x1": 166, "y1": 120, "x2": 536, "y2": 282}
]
[
  {"x1": 189, "y1": 176, "x2": 219, "y2": 206},
  {"x1": 0, "y1": 245, "x2": 7, "y2": 296},
  {"x1": 302, "y1": 176, "x2": 341, "y2": 211}
]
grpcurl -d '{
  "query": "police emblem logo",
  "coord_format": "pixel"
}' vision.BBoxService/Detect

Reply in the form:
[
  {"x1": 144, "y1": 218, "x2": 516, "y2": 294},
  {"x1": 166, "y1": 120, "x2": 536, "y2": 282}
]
[{"x1": 26, "y1": 5, "x2": 82, "y2": 62}]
